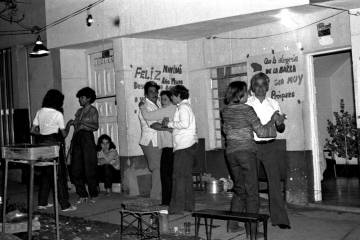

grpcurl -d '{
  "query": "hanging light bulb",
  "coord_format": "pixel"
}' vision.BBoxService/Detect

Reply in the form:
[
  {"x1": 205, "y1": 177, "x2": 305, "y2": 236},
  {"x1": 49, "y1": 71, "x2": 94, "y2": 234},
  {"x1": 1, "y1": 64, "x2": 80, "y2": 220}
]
[
  {"x1": 86, "y1": 8, "x2": 94, "y2": 27},
  {"x1": 29, "y1": 35, "x2": 50, "y2": 58}
]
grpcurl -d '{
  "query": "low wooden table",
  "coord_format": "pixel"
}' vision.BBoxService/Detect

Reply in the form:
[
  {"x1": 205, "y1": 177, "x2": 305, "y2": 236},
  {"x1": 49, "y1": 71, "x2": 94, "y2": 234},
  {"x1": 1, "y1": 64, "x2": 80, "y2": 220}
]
[
  {"x1": 1, "y1": 144, "x2": 60, "y2": 240},
  {"x1": 120, "y1": 198, "x2": 166, "y2": 240},
  {"x1": 192, "y1": 209, "x2": 269, "y2": 240}
]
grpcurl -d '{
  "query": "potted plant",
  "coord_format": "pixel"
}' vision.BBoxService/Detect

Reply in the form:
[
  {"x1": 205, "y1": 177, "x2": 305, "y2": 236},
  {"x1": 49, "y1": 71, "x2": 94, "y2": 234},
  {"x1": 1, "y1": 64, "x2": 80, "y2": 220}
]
[{"x1": 324, "y1": 99, "x2": 359, "y2": 176}]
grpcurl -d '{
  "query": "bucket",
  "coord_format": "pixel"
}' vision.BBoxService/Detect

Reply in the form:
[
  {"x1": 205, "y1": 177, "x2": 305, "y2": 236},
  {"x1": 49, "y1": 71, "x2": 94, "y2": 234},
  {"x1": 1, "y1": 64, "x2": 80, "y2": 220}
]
[{"x1": 206, "y1": 180, "x2": 224, "y2": 194}]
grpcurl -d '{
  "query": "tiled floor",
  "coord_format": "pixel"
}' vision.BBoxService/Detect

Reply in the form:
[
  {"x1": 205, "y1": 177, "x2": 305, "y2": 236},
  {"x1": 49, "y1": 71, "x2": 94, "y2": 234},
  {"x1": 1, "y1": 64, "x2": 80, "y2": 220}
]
[{"x1": 321, "y1": 177, "x2": 360, "y2": 208}]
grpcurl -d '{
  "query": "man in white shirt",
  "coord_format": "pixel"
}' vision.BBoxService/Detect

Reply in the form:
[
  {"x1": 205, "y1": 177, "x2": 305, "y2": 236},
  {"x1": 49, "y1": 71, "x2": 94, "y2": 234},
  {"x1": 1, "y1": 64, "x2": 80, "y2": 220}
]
[
  {"x1": 139, "y1": 81, "x2": 162, "y2": 201},
  {"x1": 163, "y1": 85, "x2": 198, "y2": 214},
  {"x1": 246, "y1": 72, "x2": 290, "y2": 229}
]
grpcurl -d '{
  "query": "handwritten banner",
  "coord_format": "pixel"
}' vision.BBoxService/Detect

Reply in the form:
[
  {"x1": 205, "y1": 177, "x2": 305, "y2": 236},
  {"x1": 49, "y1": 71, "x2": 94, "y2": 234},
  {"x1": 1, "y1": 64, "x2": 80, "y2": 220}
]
[
  {"x1": 247, "y1": 52, "x2": 306, "y2": 150},
  {"x1": 130, "y1": 64, "x2": 184, "y2": 105}
]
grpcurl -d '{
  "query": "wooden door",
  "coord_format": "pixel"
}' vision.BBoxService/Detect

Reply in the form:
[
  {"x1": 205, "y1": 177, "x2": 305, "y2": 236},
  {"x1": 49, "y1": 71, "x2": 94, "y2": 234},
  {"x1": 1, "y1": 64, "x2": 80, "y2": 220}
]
[{"x1": 88, "y1": 49, "x2": 119, "y2": 151}]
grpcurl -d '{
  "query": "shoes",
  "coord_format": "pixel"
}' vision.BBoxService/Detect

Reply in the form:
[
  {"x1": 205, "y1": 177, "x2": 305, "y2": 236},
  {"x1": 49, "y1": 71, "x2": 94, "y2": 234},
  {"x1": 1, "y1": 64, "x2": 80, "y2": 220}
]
[
  {"x1": 76, "y1": 197, "x2": 88, "y2": 204},
  {"x1": 89, "y1": 197, "x2": 98, "y2": 204},
  {"x1": 37, "y1": 203, "x2": 53, "y2": 210},
  {"x1": 277, "y1": 224, "x2": 291, "y2": 229},
  {"x1": 61, "y1": 205, "x2": 77, "y2": 212}
]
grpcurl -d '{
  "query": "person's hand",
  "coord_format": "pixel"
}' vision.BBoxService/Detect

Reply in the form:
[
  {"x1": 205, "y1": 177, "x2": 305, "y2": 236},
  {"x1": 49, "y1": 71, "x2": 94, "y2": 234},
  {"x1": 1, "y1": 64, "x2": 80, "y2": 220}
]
[
  {"x1": 275, "y1": 113, "x2": 287, "y2": 125},
  {"x1": 270, "y1": 110, "x2": 280, "y2": 123},
  {"x1": 162, "y1": 117, "x2": 169, "y2": 127},
  {"x1": 138, "y1": 100, "x2": 145, "y2": 108}
]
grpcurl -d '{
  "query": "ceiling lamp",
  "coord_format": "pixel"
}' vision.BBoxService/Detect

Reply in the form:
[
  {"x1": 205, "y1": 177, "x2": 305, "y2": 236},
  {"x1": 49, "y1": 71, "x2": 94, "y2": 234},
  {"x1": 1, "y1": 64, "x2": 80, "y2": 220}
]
[
  {"x1": 29, "y1": 35, "x2": 50, "y2": 58},
  {"x1": 86, "y1": 8, "x2": 94, "y2": 27}
]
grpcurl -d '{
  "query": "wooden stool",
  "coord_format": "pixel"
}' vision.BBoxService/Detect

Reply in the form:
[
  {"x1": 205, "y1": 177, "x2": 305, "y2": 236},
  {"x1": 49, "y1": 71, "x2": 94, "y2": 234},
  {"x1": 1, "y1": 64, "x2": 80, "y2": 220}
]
[{"x1": 192, "y1": 209, "x2": 269, "y2": 240}]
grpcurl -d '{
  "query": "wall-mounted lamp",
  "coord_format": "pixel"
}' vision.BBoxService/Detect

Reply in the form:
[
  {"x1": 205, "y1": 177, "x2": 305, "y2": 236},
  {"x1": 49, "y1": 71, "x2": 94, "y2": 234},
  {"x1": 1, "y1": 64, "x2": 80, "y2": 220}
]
[
  {"x1": 86, "y1": 9, "x2": 94, "y2": 27},
  {"x1": 29, "y1": 35, "x2": 50, "y2": 58}
]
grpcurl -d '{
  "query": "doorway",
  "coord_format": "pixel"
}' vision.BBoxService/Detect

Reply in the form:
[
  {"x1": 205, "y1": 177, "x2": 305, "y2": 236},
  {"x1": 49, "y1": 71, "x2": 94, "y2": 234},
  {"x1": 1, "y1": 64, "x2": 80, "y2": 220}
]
[
  {"x1": 312, "y1": 49, "x2": 360, "y2": 208},
  {"x1": 88, "y1": 48, "x2": 119, "y2": 152}
]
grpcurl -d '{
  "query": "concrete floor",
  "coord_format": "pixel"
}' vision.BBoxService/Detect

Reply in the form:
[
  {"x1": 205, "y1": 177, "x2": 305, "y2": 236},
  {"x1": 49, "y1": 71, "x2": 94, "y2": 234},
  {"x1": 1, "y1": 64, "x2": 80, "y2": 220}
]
[{"x1": 5, "y1": 182, "x2": 360, "y2": 240}]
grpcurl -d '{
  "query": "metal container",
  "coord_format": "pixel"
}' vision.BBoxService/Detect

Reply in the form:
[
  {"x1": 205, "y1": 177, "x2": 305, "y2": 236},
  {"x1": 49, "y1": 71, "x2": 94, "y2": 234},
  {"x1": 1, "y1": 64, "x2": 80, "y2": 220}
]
[{"x1": 206, "y1": 180, "x2": 224, "y2": 194}]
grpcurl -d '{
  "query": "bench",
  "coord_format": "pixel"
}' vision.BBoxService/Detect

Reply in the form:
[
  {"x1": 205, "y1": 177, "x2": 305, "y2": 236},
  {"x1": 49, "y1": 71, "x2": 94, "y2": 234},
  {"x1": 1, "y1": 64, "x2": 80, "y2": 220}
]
[{"x1": 192, "y1": 209, "x2": 269, "y2": 240}]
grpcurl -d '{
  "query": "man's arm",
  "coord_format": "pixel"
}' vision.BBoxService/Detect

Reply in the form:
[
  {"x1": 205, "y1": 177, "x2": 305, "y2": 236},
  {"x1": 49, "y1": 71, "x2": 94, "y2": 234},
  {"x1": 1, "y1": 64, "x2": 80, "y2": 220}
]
[
  {"x1": 140, "y1": 105, "x2": 173, "y2": 121},
  {"x1": 272, "y1": 100, "x2": 286, "y2": 133},
  {"x1": 167, "y1": 105, "x2": 191, "y2": 130},
  {"x1": 150, "y1": 122, "x2": 173, "y2": 132}
]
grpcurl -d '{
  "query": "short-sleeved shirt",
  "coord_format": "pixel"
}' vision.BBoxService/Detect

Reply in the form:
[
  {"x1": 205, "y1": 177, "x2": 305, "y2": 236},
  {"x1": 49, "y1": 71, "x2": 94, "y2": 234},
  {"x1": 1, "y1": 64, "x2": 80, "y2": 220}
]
[
  {"x1": 74, "y1": 105, "x2": 99, "y2": 132},
  {"x1": 139, "y1": 98, "x2": 160, "y2": 147},
  {"x1": 140, "y1": 104, "x2": 177, "y2": 149},
  {"x1": 246, "y1": 95, "x2": 281, "y2": 141},
  {"x1": 33, "y1": 107, "x2": 65, "y2": 135}
]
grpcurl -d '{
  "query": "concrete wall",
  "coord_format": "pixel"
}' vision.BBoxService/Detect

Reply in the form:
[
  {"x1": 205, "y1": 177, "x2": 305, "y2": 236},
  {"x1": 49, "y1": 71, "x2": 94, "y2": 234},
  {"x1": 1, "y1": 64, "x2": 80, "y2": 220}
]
[
  {"x1": 59, "y1": 49, "x2": 88, "y2": 148},
  {"x1": 185, "y1": 9, "x2": 350, "y2": 204},
  {"x1": 187, "y1": 10, "x2": 350, "y2": 152},
  {"x1": 114, "y1": 38, "x2": 188, "y2": 156},
  {"x1": 45, "y1": 0, "x2": 308, "y2": 48}
]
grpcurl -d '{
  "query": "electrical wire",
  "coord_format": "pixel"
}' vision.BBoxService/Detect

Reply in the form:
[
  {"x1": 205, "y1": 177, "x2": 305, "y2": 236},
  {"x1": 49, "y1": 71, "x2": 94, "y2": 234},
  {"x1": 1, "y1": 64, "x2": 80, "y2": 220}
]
[
  {"x1": 209, "y1": 10, "x2": 346, "y2": 40},
  {"x1": 0, "y1": 0, "x2": 105, "y2": 36},
  {"x1": 38, "y1": 0, "x2": 105, "y2": 32}
]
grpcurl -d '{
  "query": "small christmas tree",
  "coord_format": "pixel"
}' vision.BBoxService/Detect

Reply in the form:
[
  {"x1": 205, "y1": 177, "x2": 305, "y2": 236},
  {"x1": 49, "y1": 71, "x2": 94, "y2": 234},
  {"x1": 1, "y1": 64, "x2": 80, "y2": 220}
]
[{"x1": 324, "y1": 99, "x2": 358, "y2": 160}]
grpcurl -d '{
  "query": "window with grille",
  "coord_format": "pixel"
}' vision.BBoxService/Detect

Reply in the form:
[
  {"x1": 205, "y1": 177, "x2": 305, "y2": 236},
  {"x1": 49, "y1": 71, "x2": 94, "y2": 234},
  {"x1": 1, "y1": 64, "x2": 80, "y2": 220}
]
[{"x1": 209, "y1": 63, "x2": 247, "y2": 148}]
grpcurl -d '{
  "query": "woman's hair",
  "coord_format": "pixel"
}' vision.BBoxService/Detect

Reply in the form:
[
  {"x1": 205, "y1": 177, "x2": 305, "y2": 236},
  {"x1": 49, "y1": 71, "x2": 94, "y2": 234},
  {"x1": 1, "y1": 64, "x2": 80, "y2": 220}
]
[
  {"x1": 250, "y1": 72, "x2": 270, "y2": 93},
  {"x1": 170, "y1": 85, "x2": 189, "y2": 100},
  {"x1": 42, "y1": 89, "x2": 64, "y2": 112},
  {"x1": 224, "y1": 81, "x2": 247, "y2": 105},
  {"x1": 76, "y1": 87, "x2": 96, "y2": 103},
  {"x1": 144, "y1": 81, "x2": 160, "y2": 95},
  {"x1": 96, "y1": 134, "x2": 116, "y2": 151},
  {"x1": 160, "y1": 90, "x2": 172, "y2": 100}
]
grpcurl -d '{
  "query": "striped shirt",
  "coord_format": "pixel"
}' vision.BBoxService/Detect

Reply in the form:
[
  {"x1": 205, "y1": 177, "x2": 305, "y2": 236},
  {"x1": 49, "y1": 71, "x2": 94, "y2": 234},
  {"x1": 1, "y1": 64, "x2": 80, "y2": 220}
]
[{"x1": 222, "y1": 103, "x2": 277, "y2": 154}]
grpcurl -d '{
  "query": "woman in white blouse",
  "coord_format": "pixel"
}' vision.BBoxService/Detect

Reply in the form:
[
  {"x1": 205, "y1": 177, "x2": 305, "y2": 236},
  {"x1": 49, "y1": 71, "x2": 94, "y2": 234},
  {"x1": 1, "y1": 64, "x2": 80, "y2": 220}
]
[{"x1": 31, "y1": 89, "x2": 76, "y2": 212}]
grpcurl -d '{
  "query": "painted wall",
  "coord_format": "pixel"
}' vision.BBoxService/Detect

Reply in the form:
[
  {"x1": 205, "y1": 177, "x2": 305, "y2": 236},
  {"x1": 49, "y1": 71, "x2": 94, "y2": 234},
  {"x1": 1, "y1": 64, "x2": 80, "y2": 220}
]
[
  {"x1": 113, "y1": 38, "x2": 188, "y2": 156},
  {"x1": 187, "y1": 9, "x2": 350, "y2": 152},
  {"x1": 59, "y1": 49, "x2": 88, "y2": 148},
  {"x1": 45, "y1": 0, "x2": 308, "y2": 48}
]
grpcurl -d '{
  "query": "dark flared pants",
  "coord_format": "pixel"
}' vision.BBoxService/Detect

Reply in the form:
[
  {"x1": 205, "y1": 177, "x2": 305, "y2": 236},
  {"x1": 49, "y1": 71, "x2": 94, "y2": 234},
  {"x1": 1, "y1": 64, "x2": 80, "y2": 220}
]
[
  {"x1": 227, "y1": 150, "x2": 259, "y2": 237},
  {"x1": 37, "y1": 134, "x2": 71, "y2": 210},
  {"x1": 256, "y1": 140, "x2": 290, "y2": 226},
  {"x1": 169, "y1": 143, "x2": 197, "y2": 213},
  {"x1": 227, "y1": 150, "x2": 259, "y2": 214},
  {"x1": 160, "y1": 147, "x2": 174, "y2": 205},
  {"x1": 70, "y1": 130, "x2": 98, "y2": 198}
]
